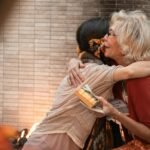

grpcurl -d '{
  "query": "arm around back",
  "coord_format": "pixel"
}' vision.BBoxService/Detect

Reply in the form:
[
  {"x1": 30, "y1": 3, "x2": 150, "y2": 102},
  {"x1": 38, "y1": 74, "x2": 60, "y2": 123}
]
[{"x1": 113, "y1": 61, "x2": 150, "y2": 81}]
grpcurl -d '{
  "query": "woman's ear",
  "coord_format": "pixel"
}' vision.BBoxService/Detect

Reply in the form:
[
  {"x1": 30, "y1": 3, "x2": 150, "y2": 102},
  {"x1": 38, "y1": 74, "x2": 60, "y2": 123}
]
[{"x1": 78, "y1": 51, "x2": 85, "y2": 59}]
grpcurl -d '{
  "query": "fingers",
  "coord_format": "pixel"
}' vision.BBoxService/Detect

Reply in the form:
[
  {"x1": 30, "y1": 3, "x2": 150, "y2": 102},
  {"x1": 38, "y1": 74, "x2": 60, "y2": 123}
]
[
  {"x1": 98, "y1": 97, "x2": 119, "y2": 117},
  {"x1": 79, "y1": 62, "x2": 85, "y2": 68},
  {"x1": 71, "y1": 69, "x2": 83, "y2": 84},
  {"x1": 68, "y1": 73, "x2": 76, "y2": 87},
  {"x1": 68, "y1": 68, "x2": 84, "y2": 87},
  {"x1": 97, "y1": 96, "x2": 107, "y2": 103},
  {"x1": 67, "y1": 59, "x2": 85, "y2": 87}
]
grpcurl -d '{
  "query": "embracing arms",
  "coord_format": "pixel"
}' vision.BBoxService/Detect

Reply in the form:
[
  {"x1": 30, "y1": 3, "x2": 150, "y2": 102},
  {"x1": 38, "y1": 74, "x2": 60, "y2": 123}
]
[
  {"x1": 68, "y1": 58, "x2": 150, "y2": 85},
  {"x1": 113, "y1": 61, "x2": 150, "y2": 81}
]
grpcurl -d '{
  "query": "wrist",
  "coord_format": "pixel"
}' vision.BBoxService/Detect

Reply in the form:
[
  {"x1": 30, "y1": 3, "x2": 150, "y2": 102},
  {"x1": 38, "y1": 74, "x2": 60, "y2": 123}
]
[{"x1": 111, "y1": 109, "x2": 121, "y2": 120}]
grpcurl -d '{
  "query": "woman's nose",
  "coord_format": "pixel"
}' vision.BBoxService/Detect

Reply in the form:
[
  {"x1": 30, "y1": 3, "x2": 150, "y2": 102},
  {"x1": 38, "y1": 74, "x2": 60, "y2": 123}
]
[{"x1": 103, "y1": 34, "x2": 108, "y2": 41}]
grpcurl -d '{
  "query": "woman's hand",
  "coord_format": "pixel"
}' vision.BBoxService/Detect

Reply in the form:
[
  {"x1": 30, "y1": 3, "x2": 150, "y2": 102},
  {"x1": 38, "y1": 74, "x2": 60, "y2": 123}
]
[
  {"x1": 98, "y1": 97, "x2": 120, "y2": 118},
  {"x1": 67, "y1": 58, "x2": 85, "y2": 87}
]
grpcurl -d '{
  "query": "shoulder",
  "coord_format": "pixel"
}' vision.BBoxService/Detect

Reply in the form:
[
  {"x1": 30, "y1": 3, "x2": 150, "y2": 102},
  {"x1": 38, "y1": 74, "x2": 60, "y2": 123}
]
[
  {"x1": 93, "y1": 63, "x2": 120, "y2": 72},
  {"x1": 82, "y1": 63, "x2": 121, "y2": 82}
]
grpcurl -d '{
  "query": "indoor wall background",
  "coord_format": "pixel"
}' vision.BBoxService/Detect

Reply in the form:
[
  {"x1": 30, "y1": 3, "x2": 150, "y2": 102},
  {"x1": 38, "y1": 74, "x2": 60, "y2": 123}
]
[{"x1": 0, "y1": 0, "x2": 149, "y2": 130}]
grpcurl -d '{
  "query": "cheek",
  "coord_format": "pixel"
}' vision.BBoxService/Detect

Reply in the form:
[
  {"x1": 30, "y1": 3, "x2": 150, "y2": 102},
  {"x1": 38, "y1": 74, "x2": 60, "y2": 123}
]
[
  {"x1": 114, "y1": 44, "x2": 122, "y2": 56},
  {"x1": 104, "y1": 48, "x2": 112, "y2": 58},
  {"x1": 113, "y1": 38, "x2": 121, "y2": 48},
  {"x1": 110, "y1": 40, "x2": 121, "y2": 53}
]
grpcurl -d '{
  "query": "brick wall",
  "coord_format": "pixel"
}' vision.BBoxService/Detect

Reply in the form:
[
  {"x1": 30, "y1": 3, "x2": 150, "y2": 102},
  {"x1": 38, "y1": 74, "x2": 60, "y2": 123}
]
[
  {"x1": 99, "y1": 0, "x2": 150, "y2": 17},
  {"x1": 0, "y1": 0, "x2": 149, "y2": 129}
]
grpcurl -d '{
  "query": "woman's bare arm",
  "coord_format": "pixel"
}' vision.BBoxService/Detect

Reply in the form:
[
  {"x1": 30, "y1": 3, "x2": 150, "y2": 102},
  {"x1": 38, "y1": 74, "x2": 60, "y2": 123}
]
[
  {"x1": 68, "y1": 59, "x2": 150, "y2": 85},
  {"x1": 113, "y1": 61, "x2": 150, "y2": 81},
  {"x1": 99, "y1": 97, "x2": 150, "y2": 143}
]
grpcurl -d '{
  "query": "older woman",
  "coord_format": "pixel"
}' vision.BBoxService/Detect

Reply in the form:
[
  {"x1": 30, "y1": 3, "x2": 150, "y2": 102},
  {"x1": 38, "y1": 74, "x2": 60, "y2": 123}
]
[
  {"x1": 69, "y1": 10, "x2": 150, "y2": 149},
  {"x1": 99, "y1": 10, "x2": 150, "y2": 149}
]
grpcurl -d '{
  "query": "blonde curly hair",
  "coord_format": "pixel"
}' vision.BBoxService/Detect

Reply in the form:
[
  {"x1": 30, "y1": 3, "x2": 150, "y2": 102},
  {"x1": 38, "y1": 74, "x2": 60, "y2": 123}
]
[{"x1": 110, "y1": 10, "x2": 150, "y2": 64}]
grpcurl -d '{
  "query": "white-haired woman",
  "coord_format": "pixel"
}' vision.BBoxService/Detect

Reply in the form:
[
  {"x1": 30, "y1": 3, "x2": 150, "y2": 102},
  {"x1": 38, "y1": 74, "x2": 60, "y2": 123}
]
[
  {"x1": 68, "y1": 10, "x2": 150, "y2": 149},
  {"x1": 100, "y1": 10, "x2": 150, "y2": 149}
]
